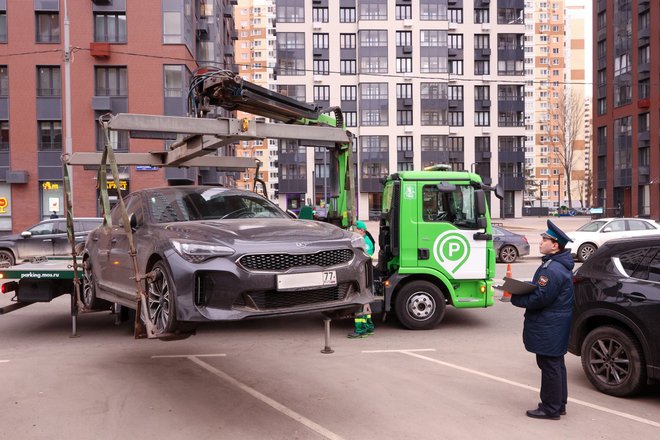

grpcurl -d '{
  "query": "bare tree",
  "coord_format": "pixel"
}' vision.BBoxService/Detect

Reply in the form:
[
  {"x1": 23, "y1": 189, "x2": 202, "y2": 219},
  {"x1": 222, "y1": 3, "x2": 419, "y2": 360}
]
[{"x1": 549, "y1": 88, "x2": 585, "y2": 208}]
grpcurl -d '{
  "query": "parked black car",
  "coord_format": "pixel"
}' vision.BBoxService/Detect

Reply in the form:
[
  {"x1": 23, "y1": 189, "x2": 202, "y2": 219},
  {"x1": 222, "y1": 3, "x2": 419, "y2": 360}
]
[
  {"x1": 568, "y1": 236, "x2": 660, "y2": 396},
  {"x1": 82, "y1": 186, "x2": 373, "y2": 334},
  {"x1": 0, "y1": 218, "x2": 102, "y2": 266},
  {"x1": 492, "y1": 225, "x2": 530, "y2": 263}
]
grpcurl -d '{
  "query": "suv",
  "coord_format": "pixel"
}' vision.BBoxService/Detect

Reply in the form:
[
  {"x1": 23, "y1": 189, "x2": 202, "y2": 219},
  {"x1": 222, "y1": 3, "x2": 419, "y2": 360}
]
[
  {"x1": 0, "y1": 218, "x2": 102, "y2": 266},
  {"x1": 568, "y1": 236, "x2": 660, "y2": 396}
]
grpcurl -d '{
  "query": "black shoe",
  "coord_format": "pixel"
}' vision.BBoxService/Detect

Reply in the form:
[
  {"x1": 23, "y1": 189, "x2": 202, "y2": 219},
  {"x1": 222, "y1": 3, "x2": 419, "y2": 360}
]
[
  {"x1": 526, "y1": 408, "x2": 560, "y2": 420},
  {"x1": 538, "y1": 403, "x2": 566, "y2": 416}
]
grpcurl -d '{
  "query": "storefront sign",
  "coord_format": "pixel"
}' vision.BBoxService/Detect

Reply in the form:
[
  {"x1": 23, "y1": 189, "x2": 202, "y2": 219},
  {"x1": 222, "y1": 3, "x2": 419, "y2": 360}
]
[{"x1": 0, "y1": 197, "x2": 7, "y2": 214}]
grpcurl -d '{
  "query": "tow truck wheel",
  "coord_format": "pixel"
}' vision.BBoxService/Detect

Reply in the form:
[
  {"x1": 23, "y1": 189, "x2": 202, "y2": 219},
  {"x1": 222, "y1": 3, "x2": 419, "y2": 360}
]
[
  {"x1": 146, "y1": 261, "x2": 177, "y2": 334},
  {"x1": 395, "y1": 281, "x2": 446, "y2": 330}
]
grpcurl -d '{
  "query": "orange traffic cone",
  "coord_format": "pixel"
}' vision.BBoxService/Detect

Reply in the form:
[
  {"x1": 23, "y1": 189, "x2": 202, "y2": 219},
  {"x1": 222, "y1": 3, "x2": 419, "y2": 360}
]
[{"x1": 500, "y1": 263, "x2": 513, "y2": 302}]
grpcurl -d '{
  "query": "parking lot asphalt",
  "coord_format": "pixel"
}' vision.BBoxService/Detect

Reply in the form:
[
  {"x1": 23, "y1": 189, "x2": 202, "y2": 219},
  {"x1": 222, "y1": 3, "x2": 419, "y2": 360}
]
[{"x1": 1, "y1": 291, "x2": 659, "y2": 439}]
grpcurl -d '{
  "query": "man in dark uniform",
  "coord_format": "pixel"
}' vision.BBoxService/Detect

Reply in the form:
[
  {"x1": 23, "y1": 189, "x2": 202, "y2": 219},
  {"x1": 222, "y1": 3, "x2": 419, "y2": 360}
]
[{"x1": 511, "y1": 220, "x2": 574, "y2": 420}]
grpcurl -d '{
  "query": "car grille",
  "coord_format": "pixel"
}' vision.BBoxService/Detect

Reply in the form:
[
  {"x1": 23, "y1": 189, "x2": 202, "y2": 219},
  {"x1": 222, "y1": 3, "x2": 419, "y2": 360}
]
[
  {"x1": 238, "y1": 249, "x2": 354, "y2": 272},
  {"x1": 233, "y1": 283, "x2": 351, "y2": 310}
]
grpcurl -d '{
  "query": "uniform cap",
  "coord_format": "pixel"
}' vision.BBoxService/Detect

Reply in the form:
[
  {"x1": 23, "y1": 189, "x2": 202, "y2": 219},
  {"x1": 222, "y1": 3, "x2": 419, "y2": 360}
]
[
  {"x1": 541, "y1": 219, "x2": 573, "y2": 247},
  {"x1": 355, "y1": 220, "x2": 367, "y2": 230}
]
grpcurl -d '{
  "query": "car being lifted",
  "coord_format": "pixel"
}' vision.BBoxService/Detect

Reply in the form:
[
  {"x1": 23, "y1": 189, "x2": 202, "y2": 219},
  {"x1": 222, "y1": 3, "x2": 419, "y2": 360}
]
[{"x1": 81, "y1": 186, "x2": 373, "y2": 334}]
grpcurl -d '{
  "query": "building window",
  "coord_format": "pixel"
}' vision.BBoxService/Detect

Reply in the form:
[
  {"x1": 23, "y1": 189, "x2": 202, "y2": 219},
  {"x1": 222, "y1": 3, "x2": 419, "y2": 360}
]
[
  {"x1": 340, "y1": 33, "x2": 356, "y2": 49},
  {"x1": 340, "y1": 85, "x2": 357, "y2": 101},
  {"x1": 397, "y1": 83, "x2": 413, "y2": 99},
  {"x1": 448, "y1": 8, "x2": 463, "y2": 23},
  {"x1": 163, "y1": 11, "x2": 182, "y2": 44},
  {"x1": 344, "y1": 111, "x2": 357, "y2": 127},
  {"x1": 360, "y1": 57, "x2": 387, "y2": 74},
  {"x1": 97, "y1": 121, "x2": 128, "y2": 151},
  {"x1": 474, "y1": 8, "x2": 489, "y2": 24},
  {"x1": 0, "y1": 121, "x2": 8, "y2": 150},
  {"x1": 36, "y1": 66, "x2": 61, "y2": 97},
  {"x1": 474, "y1": 60, "x2": 490, "y2": 75},
  {"x1": 313, "y1": 59, "x2": 329, "y2": 75},
  {"x1": 396, "y1": 58, "x2": 412, "y2": 73},
  {"x1": 0, "y1": 9, "x2": 6, "y2": 42},
  {"x1": 397, "y1": 136, "x2": 413, "y2": 151},
  {"x1": 0, "y1": 66, "x2": 8, "y2": 96},
  {"x1": 313, "y1": 85, "x2": 329, "y2": 101},
  {"x1": 448, "y1": 111, "x2": 464, "y2": 126},
  {"x1": 36, "y1": 12, "x2": 60, "y2": 43},
  {"x1": 95, "y1": 66, "x2": 127, "y2": 96},
  {"x1": 359, "y1": 1, "x2": 387, "y2": 20},
  {"x1": 339, "y1": 7, "x2": 356, "y2": 23},
  {"x1": 164, "y1": 65, "x2": 186, "y2": 97},
  {"x1": 396, "y1": 5, "x2": 412, "y2": 20},
  {"x1": 38, "y1": 121, "x2": 62, "y2": 151},
  {"x1": 474, "y1": 111, "x2": 490, "y2": 126},
  {"x1": 475, "y1": 85, "x2": 489, "y2": 101},
  {"x1": 397, "y1": 110, "x2": 413, "y2": 125},
  {"x1": 313, "y1": 33, "x2": 329, "y2": 50},
  {"x1": 448, "y1": 34, "x2": 463, "y2": 49},
  {"x1": 94, "y1": 13, "x2": 127, "y2": 43},
  {"x1": 340, "y1": 60, "x2": 356, "y2": 75},
  {"x1": 312, "y1": 7, "x2": 328, "y2": 23},
  {"x1": 276, "y1": 1, "x2": 304, "y2": 23},
  {"x1": 420, "y1": 0, "x2": 447, "y2": 20},
  {"x1": 449, "y1": 60, "x2": 463, "y2": 75},
  {"x1": 422, "y1": 82, "x2": 447, "y2": 100}
]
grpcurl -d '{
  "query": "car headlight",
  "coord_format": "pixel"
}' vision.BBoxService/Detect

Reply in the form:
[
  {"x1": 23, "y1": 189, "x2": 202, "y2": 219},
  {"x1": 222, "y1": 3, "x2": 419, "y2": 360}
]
[
  {"x1": 171, "y1": 240, "x2": 235, "y2": 263},
  {"x1": 350, "y1": 232, "x2": 366, "y2": 252}
]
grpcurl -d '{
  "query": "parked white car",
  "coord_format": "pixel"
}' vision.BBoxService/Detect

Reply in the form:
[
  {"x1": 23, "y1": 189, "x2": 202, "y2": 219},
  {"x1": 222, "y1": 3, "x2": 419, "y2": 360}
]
[{"x1": 567, "y1": 218, "x2": 660, "y2": 262}]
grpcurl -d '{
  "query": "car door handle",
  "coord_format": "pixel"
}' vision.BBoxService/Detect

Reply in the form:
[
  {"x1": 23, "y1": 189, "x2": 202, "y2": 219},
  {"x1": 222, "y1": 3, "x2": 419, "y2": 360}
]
[
  {"x1": 91, "y1": 237, "x2": 98, "y2": 241},
  {"x1": 42, "y1": 238, "x2": 53, "y2": 242},
  {"x1": 623, "y1": 292, "x2": 647, "y2": 302},
  {"x1": 111, "y1": 238, "x2": 118, "y2": 244}
]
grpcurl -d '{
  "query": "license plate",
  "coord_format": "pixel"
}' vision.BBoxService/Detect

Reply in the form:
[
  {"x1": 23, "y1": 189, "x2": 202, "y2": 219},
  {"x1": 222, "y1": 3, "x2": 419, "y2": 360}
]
[{"x1": 277, "y1": 271, "x2": 337, "y2": 291}]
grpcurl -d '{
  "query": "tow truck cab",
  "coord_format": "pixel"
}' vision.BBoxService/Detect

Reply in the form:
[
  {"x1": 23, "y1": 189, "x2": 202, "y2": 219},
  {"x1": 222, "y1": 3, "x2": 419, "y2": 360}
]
[{"x1": 376, "y1": 170, "x2": 498, "y2": 329}]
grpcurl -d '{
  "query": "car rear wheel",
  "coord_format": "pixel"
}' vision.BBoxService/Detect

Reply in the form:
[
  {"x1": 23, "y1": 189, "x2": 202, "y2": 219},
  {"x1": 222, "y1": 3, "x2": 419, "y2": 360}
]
[
  {"x1": 395, "y1": 281, "x2": 446, "y2": 330},
  {"x1": 577, "y1": 243, "x2": 597, "y2": 262},
  {"x1": 146, "y1": 261, "x2": 177, "y2": 334},
  {"x1": 0, "y1": 249, "x2": 15, "y2": 267},
  {"x1": 580, "y1": 325, "x2": 647, "y2": 397},
  {"x1": 499, "y1": 245, "x2": 518, "y2": 263}
]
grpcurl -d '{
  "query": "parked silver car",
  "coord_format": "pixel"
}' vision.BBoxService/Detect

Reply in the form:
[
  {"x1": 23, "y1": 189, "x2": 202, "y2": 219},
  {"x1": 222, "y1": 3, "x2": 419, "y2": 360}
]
[
  {"x1": 0, "y1": 218, "x2": 102, "y2": 266},
  {"x1": 82, "y1": 186, "x2": 373, "y2": 334}
]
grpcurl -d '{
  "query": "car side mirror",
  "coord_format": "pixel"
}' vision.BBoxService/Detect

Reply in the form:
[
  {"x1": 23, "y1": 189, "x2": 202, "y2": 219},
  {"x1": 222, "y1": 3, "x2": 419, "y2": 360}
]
[
  {"x1": 21, "y1": 231, "x2": 31, "y2": 238},
  {"x1": 602, "y1": 227, "x2": 611, "y2": 233}
]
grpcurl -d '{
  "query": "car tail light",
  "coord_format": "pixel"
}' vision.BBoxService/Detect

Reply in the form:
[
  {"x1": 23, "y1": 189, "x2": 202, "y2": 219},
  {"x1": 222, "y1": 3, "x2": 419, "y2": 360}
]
[{"x1": 523, "y1": 236, "x2": 528, "y2": 243}]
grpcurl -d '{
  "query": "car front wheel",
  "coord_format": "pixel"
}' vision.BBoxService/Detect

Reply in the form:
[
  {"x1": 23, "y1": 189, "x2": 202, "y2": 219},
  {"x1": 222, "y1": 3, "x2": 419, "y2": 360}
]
[
  {"x1": 395, "y1": 281, "x2": 446, "y2": 330},
  {"x1": 580, "y1": 325, "x2": 647, "y2": 397},
  {"x1": 146, "y1": 261, "x2": 177, "y2": 334},
  {"x1": 499, "y1": 245, "x2": 518, "y2": 263},
  {"x1": 0, "y1": 249, "x2": 15, "y2": 267},
  {"x1": 577, "y1": 243, "x2": 597, "y2": 262}
]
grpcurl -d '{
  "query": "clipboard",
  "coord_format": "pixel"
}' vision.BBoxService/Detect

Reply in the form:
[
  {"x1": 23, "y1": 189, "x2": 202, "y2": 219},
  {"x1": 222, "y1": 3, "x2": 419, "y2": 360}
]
[{"x1": 494, "y1": 276, "x2": 537, "y2": 295}]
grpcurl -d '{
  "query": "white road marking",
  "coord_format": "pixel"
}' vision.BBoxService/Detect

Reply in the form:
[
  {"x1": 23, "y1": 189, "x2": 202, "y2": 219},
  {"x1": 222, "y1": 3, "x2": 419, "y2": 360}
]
[
  {"x1": 155, "y1": 355, "x2": 345, "y2": 440},
  {"x1": 365, "y1": 349, "x2": 660, "y2": 429},
  {"x1": 0, "y1": 360, "x2": 9, "y2": 363},
  {"x1": 151, "y1": 354, "x2": 227, "y2": 359}
]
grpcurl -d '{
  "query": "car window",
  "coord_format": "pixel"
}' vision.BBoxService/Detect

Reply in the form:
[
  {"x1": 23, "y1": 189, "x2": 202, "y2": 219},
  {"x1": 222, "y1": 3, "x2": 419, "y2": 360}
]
[
  {"x1": 28, "y1": 222, "x2": 54, "y2": 235},
  {"x1": 577, "y1": 220, "x2": 606, "y2": 232},
  {"x1": 81, "y1": 220, "x2": 102, "y2": 231},
  {"x1": 627, "y1": 220, "x2": 651, "y2": 231},
  {"x1": 492, "y1": 226, "x2": 504, "y2": 236},
  {"x1": 604, "y1": 220, "x2": 626, "y2": 232},
  {"x1": 648, "y1": 251, "x2": 660, "y2": 283},
  {"x1": 52, "y1": 220, "x2": 66, "y2": 234},
  {"x1": 618, "y1": 247, "x2": 654, "y2": 278}
]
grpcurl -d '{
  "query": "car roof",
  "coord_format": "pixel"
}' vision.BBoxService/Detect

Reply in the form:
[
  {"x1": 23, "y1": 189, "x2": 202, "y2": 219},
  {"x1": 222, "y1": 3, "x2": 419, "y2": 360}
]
[
  {"x1": 598, "y1": 234, "x2": 660, "y2": 251},
  {"x1": 591, "y1": 217, "x2": 657, "y2": 222}
]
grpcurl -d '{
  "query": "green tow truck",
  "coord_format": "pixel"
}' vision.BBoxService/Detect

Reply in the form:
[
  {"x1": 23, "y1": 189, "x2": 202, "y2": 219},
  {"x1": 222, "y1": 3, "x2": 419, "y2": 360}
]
[{"x1": 374, "y1": 167, "x2": 503, "y2": 330}]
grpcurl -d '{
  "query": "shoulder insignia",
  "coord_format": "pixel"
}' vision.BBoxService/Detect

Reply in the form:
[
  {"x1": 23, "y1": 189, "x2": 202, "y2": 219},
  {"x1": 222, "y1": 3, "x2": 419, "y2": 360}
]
[
  {"x1": 542, "y1": 260, "x2": 553, "y2": 269},
  {"x1": 538, "y1": 275, "x2": 549, "y2": 287}
]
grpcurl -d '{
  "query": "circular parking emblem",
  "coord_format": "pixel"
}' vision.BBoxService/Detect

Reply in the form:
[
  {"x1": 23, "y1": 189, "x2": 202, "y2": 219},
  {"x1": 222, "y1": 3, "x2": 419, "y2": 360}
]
[{"x1": 432, "y1": 231, "x2": 471, "y2": 274}]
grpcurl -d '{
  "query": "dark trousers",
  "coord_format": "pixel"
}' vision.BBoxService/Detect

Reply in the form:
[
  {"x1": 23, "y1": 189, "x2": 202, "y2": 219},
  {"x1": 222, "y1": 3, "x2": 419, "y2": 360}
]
[{"x1": 535, "y1": 354, "x2": 567, "y2": 416}]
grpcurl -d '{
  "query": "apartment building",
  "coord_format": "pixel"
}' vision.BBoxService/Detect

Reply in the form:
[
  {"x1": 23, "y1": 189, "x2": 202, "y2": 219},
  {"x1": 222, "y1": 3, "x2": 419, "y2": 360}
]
[
  {"x1": 233, "y1": 0, "x2": 277, "y2": 200},
  {"x1": 593, "y1": 0, "x2": 660, "y2": 219},
  {"x1": 273, "y1": 0, "x2": 527, "y2": 219},
  {"x1": 523, "y1": 0, "x2": 589, "y2": 210},
  {"x1": 0, "y1": 0, "x2": 237, "y2": 233}
]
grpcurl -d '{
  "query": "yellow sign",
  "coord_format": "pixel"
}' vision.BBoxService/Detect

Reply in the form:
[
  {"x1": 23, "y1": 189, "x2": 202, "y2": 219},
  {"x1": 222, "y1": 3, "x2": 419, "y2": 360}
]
[
  {"x1": 0, "y1": 197, "x2": 7, "y2": 214},
  {"x1": 42, "y1": 181, "x2": 60, "y2": 190},
  {"x1": 107, "y1": 181, "x2": 128, "y2": 190}
]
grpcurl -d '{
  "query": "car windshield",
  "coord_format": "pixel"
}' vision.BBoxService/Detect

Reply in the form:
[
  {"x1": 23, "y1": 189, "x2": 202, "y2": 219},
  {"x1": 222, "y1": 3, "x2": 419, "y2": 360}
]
[
  {"x1": 576, "y1": 220, "x2": 607, "y2": 232},
  {"x1": 148, "y1": 188, "x2": 288, "y2": 223}
]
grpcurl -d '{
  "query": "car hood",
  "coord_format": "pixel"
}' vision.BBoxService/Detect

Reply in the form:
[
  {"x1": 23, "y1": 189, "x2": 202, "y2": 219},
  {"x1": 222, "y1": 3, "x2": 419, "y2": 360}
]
[{"x1": 157, "y1": 218, "x2": 351, "y2": 246}]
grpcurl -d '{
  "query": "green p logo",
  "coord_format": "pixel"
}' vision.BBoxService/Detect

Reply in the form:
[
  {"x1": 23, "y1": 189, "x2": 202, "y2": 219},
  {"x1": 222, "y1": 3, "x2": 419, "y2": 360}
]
[{"x1": 433, "y1": 231, "x2": 471, "y2": 273}]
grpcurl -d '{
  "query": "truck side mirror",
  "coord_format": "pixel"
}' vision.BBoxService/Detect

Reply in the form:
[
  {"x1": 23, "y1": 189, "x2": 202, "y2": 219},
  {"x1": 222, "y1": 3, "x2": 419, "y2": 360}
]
[
  {"x1": 475, "y1": 189, "x2": 487, "y2": 217},
  {"x1": 494, "y1": 183, "x2": 504, "y2": 200}
]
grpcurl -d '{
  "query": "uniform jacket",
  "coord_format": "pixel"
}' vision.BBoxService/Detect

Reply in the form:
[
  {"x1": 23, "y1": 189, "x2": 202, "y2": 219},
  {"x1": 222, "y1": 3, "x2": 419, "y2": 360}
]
[{"x1": 511, "y1": 249, "x2": 575, "y2": 356}]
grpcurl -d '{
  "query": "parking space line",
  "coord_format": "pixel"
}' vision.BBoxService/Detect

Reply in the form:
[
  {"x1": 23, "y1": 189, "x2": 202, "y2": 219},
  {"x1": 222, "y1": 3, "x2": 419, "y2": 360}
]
[
  {"x1": 365, "y1": 349, "x2": 660, "y2": 429},
  {"x1": 0, "y1": 360, "x2": 9, "y2": 363},
  {"x1": 151, "y1": 354, "x2": 227, "y2": 359},
  {"x1": 156, "y1": 355, "x2": 345, "y2": 440}
]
